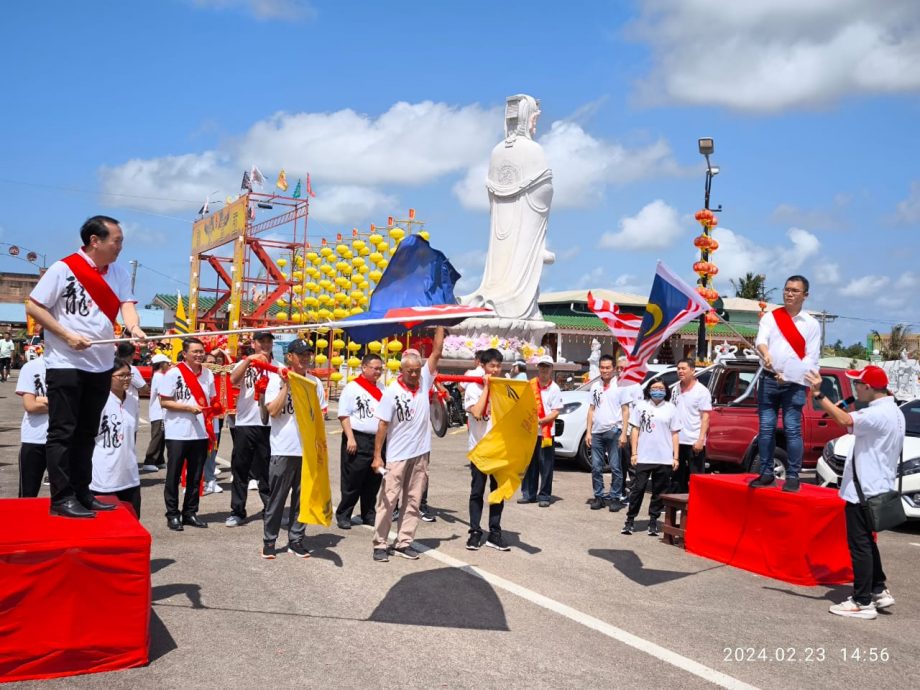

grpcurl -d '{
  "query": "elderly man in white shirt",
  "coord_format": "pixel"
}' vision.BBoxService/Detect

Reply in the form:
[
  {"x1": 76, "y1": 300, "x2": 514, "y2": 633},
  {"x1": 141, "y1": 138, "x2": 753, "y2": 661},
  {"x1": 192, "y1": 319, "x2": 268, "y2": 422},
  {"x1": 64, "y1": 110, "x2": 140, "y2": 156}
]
[
  {"x1": 806, "y1": 366, "x2": 903, "y2": 620},
  {"x1": 749, "y1": 275, "x2": 820, "y2": 493}
]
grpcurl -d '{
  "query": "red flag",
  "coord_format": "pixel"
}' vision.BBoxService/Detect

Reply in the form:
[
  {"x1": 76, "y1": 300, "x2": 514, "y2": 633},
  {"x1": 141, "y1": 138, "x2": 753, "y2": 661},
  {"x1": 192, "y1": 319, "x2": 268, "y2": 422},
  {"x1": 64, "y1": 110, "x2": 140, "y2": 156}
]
[{"x1": 306, "y1": 173, "x2": 316, "y2": 198}]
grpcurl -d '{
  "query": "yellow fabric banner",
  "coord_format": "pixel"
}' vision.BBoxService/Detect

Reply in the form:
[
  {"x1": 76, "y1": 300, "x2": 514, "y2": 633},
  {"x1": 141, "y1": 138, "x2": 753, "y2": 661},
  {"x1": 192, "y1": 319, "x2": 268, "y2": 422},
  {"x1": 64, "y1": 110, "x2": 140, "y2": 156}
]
[
  {"x1": 467, "y1": 378, "x2": 538, "y2": 504},
  {"x1": 171, "y1": 291, "x2": 188, "y2": 362},
  {"x1": 289, "y1": 372, "x2": 333, "y2": 526}
]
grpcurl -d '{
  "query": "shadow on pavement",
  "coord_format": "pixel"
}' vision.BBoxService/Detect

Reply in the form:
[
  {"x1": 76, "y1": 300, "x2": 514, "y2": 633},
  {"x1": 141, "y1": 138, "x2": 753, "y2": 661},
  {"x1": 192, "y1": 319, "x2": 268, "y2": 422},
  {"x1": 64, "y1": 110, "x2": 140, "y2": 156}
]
[
  {"x1": 502, "y1": 530, "x2": 541, "y2": 555},
  {"x1": 307, "y1": 532, "x2": 346, "y2": 567},
  {"x1": 762, "y1": 584, "x2": 850, "y2": 603},
  {"x1": 368, "y1": 567, "x2": 509, "y2": 631},
  {"x1": 415, "y1": 534, "x2": 462, "y2": 550},
  {"x1": 150, "y1": 557, "x2": 176, "y2": 574},
  {"x1": 588, "y1": 548, "x2": 709, "y2": 586},
  {"x1": 153, "y1": 582, "x2": 205, "y2": 609},
  {"x1": 148, "y1": 609, "x2": 177, "y2": 663}
]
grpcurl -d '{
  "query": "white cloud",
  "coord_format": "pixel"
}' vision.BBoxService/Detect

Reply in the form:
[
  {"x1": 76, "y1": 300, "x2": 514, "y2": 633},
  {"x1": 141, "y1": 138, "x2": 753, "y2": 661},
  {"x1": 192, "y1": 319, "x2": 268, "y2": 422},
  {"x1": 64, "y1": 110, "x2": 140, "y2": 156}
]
[
  {"x1": 453, "y1": 120, "x2": 689, "y2": 211},
  {"x1": 307, "y1": 185, "x2": 397, "y2": 224},
  {"x1": 100, "y1": 101, "x2": 499, "y2": 214},
  {"x1": 575, "y1": 267, "x2": 606, "y2": 290},
  {"x1": 190, "y1": 0, "x2": 315, "y2": 22},
  {"x1": 632, "y1": 1, "x2": 920, "y2": 112},
  {"x1": 120, "y1": 221, "x2": 167, "y2": 248},
  {"x1": 895, "y1": 271, "x2": 920, "y2": 289},
  {"x1": 452, "y1": 249, "x2": 487, "y2": 294},
  {"x1": 813, "y1": 261, "x2": 841, "y2": 285},
  {"x1": 840, "y1": 275, "x2": 890, "y2": 298},
  {"x1": 895, "y1": 181, "x2": 920, "y2": 223},
  {"x1": 712, "y1": 226, "x2": 822, "y2": 285},
  {"x1": 599, "y1": 200, "x2": 683, "y2": 250}
]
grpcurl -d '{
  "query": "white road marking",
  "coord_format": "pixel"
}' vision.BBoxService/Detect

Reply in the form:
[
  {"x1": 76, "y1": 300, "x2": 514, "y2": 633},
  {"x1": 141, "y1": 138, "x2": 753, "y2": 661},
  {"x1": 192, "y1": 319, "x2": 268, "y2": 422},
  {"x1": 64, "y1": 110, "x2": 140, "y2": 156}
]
[
  {"x1": 911, "y1": 543, "x2": 920, "y2": 548},
  {"x1": 371, "y1": 524, "x2": 757, "y2": 689}
]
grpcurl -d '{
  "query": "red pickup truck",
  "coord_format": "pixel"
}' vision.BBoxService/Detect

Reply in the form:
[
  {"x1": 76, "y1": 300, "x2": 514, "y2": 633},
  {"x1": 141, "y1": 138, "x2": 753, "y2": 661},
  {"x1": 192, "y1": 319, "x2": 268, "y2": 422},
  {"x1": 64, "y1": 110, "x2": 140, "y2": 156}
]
[{"x1": 704, "y1": 359, "x2": 855, "y2": 478}]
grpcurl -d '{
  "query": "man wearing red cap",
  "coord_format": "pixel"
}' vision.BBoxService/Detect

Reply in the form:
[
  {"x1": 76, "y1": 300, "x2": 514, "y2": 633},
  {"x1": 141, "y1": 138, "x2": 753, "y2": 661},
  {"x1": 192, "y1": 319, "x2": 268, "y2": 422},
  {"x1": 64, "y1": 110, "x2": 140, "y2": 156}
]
[
  {"x1": 750, "y1": 275, "x2": 820, "y2": 492},
  {"x1": 806, "y1": 365, "x2": 903, "y2": 620}
]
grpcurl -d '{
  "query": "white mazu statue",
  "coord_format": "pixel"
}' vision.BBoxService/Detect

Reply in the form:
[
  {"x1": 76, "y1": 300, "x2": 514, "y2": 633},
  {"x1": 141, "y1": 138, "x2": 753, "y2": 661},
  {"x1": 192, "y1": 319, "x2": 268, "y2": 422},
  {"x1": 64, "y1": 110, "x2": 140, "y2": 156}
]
[{"x1": 461, "y1": 94, "x2": 554, "y2": 333}]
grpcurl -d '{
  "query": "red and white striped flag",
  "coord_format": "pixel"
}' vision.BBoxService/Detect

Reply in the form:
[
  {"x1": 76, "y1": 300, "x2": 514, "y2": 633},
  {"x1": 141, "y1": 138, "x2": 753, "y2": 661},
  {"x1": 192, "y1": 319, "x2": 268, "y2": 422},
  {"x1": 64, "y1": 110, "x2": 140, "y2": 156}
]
[{"x1": 587, "y1": 291, "x2": 647, "y2": 385}]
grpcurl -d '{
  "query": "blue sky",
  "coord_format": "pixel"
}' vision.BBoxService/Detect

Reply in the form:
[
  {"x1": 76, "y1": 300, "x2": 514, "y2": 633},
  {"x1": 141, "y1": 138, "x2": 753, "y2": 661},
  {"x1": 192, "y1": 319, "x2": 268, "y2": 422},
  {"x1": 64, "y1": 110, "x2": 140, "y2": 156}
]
[{"x1": 3, "y1": 0, "x2": 919, "y2": 346}]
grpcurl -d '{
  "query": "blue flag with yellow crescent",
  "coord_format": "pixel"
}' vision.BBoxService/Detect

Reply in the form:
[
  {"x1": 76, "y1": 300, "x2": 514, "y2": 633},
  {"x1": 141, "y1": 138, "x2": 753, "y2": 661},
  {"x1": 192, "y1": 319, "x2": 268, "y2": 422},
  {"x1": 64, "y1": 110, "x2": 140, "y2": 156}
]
[
  {"x1": 630, "y1": 262, "x2": 712, "y2": 360},
  {"x1": 340, "y1": 235, "x2": 490, "y2": 342}
]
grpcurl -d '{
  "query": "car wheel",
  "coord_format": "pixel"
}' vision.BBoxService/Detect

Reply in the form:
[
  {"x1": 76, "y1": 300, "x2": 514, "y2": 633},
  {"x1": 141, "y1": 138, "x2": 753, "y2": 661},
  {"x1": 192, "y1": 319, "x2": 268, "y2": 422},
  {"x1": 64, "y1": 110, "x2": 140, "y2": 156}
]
[
  {"x1": 576, "y1": 434, "x2": 592, "y2": 472},
  {"x1": 748, "y1": 447, "x2": 788, "y2": 479}
]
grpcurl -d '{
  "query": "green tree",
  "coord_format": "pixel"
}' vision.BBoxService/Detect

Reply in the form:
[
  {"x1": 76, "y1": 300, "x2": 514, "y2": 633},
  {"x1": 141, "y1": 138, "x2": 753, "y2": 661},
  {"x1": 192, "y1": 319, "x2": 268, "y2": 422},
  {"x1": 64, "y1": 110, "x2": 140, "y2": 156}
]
[
  {"x1": 729, "y1": 272, "x2": 776, "y2": 301},
  {"x1": 870, "y1": 324, "x2": 913, "y2": 359}
]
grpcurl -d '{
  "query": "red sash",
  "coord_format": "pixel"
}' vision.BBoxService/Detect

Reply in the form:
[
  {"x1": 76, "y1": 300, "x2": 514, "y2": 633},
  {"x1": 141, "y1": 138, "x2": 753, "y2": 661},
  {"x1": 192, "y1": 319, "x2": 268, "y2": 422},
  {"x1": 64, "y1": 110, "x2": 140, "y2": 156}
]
[
  {"x1": 772, "y1": 307, "x2": 806, "y2": 360},
  {"x1": 178, "y1": 363, "x2": 219, "y2": 452},
  {"x1": 355, "y1": 375, "x2": 383, "y2": 401},
  {"x1": 61, "y1": 253, "x2": 121, "y2": 324},
  {"x1": 531, "y1": 378, "x2": 553, "y2": 448}
]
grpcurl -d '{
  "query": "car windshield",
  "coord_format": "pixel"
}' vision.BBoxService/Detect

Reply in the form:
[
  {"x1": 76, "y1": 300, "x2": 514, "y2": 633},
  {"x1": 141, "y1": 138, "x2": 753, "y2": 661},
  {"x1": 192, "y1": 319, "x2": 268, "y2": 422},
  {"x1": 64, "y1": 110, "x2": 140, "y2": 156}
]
[{"x1": 901, "y1": 399, "x2": 920, "y2": 437}]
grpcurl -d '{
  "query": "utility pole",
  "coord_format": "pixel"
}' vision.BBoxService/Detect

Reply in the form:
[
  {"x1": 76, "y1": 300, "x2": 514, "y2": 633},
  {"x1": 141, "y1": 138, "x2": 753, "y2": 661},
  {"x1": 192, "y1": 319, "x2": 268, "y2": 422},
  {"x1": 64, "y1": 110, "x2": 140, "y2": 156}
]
[
  {"x1": 816, "y1": 309, "x2": 837, "y2": 353},
  {"x1": 129, "y1": 260, "x2": 138, "y2": 292}
]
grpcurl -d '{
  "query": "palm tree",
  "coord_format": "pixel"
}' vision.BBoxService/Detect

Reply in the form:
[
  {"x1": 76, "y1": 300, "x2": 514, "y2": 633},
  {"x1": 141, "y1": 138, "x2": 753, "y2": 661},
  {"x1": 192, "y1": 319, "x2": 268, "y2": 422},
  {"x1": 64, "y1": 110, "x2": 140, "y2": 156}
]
[
  {"x1": 729, "y1": 272, "x2": 776, "y2": 301},
  {"x1": 870, "y1": 324, "x2": 914, "y2": 359}
]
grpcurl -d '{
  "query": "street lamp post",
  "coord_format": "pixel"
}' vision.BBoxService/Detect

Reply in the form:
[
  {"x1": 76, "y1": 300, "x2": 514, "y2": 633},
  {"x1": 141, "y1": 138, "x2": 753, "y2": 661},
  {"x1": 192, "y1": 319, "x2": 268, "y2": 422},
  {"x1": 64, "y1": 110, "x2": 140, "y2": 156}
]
[{"x1": 696, "y1": 138, "x2": 721, "y2": 361}]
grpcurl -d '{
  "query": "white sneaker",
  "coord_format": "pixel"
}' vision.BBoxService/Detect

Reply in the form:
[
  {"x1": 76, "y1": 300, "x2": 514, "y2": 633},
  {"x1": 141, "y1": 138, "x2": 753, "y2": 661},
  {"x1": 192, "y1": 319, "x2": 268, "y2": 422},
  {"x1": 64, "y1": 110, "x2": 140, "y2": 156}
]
[
  {"x1": 872, "y1": 589, "x2": 895, "y2": 609},
  {"x1": 211, "y1": 481, "x2": 224, "y2": 493},
  {"x1": 829, "y1": 597, "x2": 877, "y2": 620},
  {"x1": 248, "y1": 479, "x2": 259, "y2": 491},
  {"x1": 203, "y1": 481, "x2": 214, "y2": 495},
  {"x1": 140, "y1": 464, "x2": 159, "y2": 473}
]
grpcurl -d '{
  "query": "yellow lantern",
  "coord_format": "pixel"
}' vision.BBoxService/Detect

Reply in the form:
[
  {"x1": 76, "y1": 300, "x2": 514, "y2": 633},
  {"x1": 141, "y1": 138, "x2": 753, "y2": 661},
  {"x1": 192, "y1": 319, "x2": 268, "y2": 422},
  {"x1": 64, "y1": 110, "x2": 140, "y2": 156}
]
[
  {"x1": 352, "y1": 256, "x2": 365, "y2": 267},
  {"x1": 292, "y1": 297, "x2": 302, "y2": 307},
  {"x1": 386, "y1": 358, "x2": 401, "y2": 372},
  {"x1": 367, "y1": 341, "x2": 383, "y2": 353},
  {"x1": 350, "y1": 290, "x2": 364, "y2": 301},
  {"x1": 368, "y1": 233, "x2": 383, "y2": 245},
  {"x1": 306, "y1": 251, "x2": 318, "y2": 263},
  {"x1": 358, "y1": 281, "x2": 370, "y2": 291},
  {"x1": 330, "y1": 371, "x2": 343, "y2": 383},
  {"x1": 276, "y1": 311, "x2": 289, "y2": 321},
  {"x1": 333, "y1": 307, "x2": 348, "y2": 319},
  {"x1": 320, "y1": 247, "x2": 334, "y2": 258},
  {"x1": 291, "y1": 312, "x2": 303, "y2": 324},
  {"x1": 332, "y1": 338, "x2": 345, "y2": 350},
  {"x1": 419, "y1": 230, "x2": 430, "y2": 241},
  {"x1": 292, "y1": 284, "x2": 304, "y2": 294},
  {"x1": 316, "y1": 338, "x2": 328, "y2": 350},
  {"x1": 335, "y1": 276, "x2": 350, "y2": 289},
  {"x1": 340, "y1": 264, "x2": 353, "y2": 276},
  {"x1": 359, "y1": 246, "x2": 370, "y2": 257},
  {"x1": 386, "y1": 340, "x2": 403, "y2": 354},
  {"x1": 376, "y1": 242, "x2": 389, "y2": 254},
  {"x1": 388, "y1": 227, "x2": 405, "y2": 241},
  {"x1": 347, "y1": 341, "x2": 362, "y2": 352},
  {"x1": 358, "y1": 295, "x2": 369, "y2": 306},
  {"x1": 292, "y1": 270, "x2": 303, "y2": 282},
  {"x1": 352, "y1": 239, "x2": 366, "y2": 251},
  {"x1": 277, "y1": 258, "x2": 288, "y2": 268},
  {"x1": 304, "y1": 296, "x2": 319, "y2": 308},
  {"x1": 351, "y1": 274, "x2": 363, "y2": 285},
  {"x1": 308, "y1": 310, "x2": 319, "y2": 322},
  {"x1": 377, "y1": 260, "x2": 388, "y2": 271},
  {"x1": 318, "y1": 308, "x2": 332, "y2": 320},
  {"x1": 335, "y1": 244, "x2": 348, "y2": 256},
  {"x1": 369, "y1": 270, "x2": 383, "y2": 283},
  {"x1": 350, "y1": 306, "x2": 363, "y2": 315},
  {"x1": 369, "y1": 251, "x2": 383, "y2": 264},
  {"x1": 347, "y1": 356, "x2": 361, "y2": 368},
  {"x1": 294, "y1": 255, "x2": 305, "y2": 268},
  {"x1": 314, "y1": 353, "x2": 328, "y2": 366},
  {"x1": 335, "y1": 260, "x2": 349, "y2": 273},
  {"x1": 330, "y1": 355, "x2": 344, "y2": 367},
  {"x1": 347, "y1": 374, "x2": 359, "y2": 382}
]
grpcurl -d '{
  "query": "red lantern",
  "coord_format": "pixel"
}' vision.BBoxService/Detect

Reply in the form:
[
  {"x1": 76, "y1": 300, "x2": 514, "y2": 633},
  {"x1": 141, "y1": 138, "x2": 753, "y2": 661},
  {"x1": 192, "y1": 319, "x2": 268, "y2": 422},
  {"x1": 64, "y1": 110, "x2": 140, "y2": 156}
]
[
  {"x1": 708, "y1": 264, "x2": 719, "y2": 277},
  {"x1": 694, "y1": 209, "x2": 714, "y2": 224},
  {"x1": 708, "y1": 216, "x2": 718, "y2": 228},
  {"x1": 693, "y1": 261, "x2": 708, "y2": 275},
  {"x1": 705, "y1": 311, "x2": 719, "y2": 328},
  {"x1": 693, "y1": 234, "x2": 711, "y2": 249},
  {"x1": 708, "y1": 238, "x2": 719, "y2": 251}
]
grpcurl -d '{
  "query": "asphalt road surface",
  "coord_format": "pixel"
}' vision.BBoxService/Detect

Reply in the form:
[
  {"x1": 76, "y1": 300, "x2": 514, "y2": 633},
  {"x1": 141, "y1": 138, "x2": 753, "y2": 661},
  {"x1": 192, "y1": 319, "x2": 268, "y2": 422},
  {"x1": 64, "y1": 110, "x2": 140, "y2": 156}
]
[{"x1": 1, "y1": 369, "x2": 918, "y2": 689}]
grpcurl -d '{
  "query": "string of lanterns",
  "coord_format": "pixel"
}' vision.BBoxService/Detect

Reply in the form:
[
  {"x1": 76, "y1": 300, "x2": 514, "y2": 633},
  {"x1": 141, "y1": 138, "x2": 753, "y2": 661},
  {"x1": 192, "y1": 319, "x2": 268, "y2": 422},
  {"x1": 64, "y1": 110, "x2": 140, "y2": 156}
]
[{"x1": 692, "y1": 209, "x2": 720, "y2": 329}]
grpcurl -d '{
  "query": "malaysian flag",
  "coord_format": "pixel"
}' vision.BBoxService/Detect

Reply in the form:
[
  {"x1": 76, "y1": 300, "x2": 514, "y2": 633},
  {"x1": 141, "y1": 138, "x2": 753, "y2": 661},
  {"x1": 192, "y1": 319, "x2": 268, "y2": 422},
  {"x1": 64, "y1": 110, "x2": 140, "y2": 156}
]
[{"x1": 589, "y1": 262, "x2": 711, "y2": 385}]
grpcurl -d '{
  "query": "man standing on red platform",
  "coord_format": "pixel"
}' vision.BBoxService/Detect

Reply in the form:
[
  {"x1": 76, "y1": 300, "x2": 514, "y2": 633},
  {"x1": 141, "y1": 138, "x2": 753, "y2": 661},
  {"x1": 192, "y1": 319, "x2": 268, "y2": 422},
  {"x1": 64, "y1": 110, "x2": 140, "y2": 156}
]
[
  {"x1": 749, "y1": 275, "x2": 820, "y2": 493},
  {"x1": 27, "y1": 216, "x2": 145, "y2": 518},
  {"x1": 806, "y1": 366, "x2": 903, "y2": 620}
]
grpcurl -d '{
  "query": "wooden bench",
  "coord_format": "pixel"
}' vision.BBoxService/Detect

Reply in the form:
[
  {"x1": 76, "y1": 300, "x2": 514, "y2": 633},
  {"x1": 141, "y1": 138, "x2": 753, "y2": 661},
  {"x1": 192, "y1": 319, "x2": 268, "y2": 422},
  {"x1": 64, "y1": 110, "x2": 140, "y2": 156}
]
[{"x1": 659, "y1": 493, "x2": 689, "y2": 547}]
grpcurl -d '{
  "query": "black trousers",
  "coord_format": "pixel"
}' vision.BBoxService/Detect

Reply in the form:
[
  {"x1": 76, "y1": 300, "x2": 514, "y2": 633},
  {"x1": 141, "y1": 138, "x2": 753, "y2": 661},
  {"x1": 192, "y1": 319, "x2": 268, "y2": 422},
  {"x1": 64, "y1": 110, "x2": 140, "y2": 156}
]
[
  {"x1": 336, "y1": 430, "x2": 381, "y2": 523},
  {"x1": 18, "y1": 442, "x2": 47, "y2": 498},
  {"x1": 626, "y1": 463, "x2": 672, "y2": 522},
  {"x1": 45, "y1": 367, "x2": 112, "y2": 503},
  {"x1": 671, "y1": 444, "x2": 706, "y2": 493},
  {"x1": 164, "y1": 438, "x2": 208, "y2": 519},
  {"x1": 144, "y1": 419, "x2": 166, "y2": 466},
  {"x1": 522, "y1": 439, "x2": 554, "y2": 501},
  {"x1": 96, "y1": 485, "x2": 142, "y2": 518},
  {"x1": 229, "y1": 425, "x2": 271, "y2": 519},
  {"x1": 264, "y1": 455, "x2": 306, "y2": 544},
  {"x1": 469, "y1": 464, "x2": 503, "y2": 536},
  {"x1": 845, "y1": 501, "x2": 888, "y2": 605}
]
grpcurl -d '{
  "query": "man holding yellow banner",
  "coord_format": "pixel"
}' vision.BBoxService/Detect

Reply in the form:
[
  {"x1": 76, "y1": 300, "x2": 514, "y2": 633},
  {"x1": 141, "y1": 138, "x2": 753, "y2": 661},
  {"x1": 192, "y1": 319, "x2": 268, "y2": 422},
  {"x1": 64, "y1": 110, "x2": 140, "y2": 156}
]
[{"x1": 259, "y1": 339, "x2": 328, "y2": 560}]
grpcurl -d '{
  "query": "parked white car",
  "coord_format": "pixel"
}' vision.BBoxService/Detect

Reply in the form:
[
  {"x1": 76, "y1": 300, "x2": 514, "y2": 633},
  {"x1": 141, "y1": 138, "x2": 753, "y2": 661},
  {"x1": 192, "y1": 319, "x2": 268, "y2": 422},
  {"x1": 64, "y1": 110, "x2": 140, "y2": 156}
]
[
  {"x1": 555, "y1": 365, "x2": 682, "y2": 471},
  {"x1": 816, "y1": 398, "x2": 920, "y2": 521}
]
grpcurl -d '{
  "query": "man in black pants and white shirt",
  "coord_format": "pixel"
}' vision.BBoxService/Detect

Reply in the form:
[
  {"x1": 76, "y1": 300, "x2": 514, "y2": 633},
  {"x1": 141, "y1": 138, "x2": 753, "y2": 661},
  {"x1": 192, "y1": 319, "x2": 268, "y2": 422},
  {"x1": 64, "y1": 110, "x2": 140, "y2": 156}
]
[
  {"x1": 27, "y1": 215, "x2": 145, "y2": 518},
  {"x1": 226, "y1": 331, "x2": 274, "y2": 527},
  {"x1": 806, "y1": 365, "x2": 903, "y2": 620},
  {"x1": 336, "y1": 353, "x2": 385, "y2": 529},
  {"x1": 160, "y1": 338, "x2": 215, "y2": 531}
]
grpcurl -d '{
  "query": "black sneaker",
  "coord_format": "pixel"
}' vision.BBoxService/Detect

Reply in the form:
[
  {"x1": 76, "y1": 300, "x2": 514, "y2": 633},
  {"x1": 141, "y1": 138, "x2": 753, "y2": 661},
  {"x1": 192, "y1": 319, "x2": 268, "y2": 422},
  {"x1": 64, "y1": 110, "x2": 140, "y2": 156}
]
[
  {"x1": 621, "y1": 522, "x2": 634, "y2": 535},
  {"x1": 288, "y1": 540, "x2": 311, "y2": 558},
  {"x1": 392, "y1": 546, "x2": 421, "y2": 560},
  {"x1": 336, "y1": 518, "x2": 352, "y2": 530},
  {"x1": 590, "y1": 497, "x2": 606, "y2": 510},
  {"x1": 749, "y1": 475, "x2": 776, "y2": 488},
  {"x1": 466, "y1": 533, "x2": 482, "y2": 550},
  {"x1": 538, "y1": 500, "x2": 550, "y2": 508},
  {"x1": 782, "y1": 477, "x2": 801, "y2": 493},
  {"x1": 516, "y1": 497, "x2": 536, "y2": 504},
  {"x1": 648, "y1": 521, "x2": 660, "y2": 537},
  {"x1": 420, "y1": 511, "x2": 437, "y2": 523},
  {"x1": 261, "y1": 542, "x2": 276, "y2": 559},
  {"x1": 373, "y1": 548, "x2": 389, "y2": 562},
  {"x1": 485, "y1": 533, "x2": 511, "y2": 551},
  {"x1": 608, "y1": 500, "x2": 624, "y2": 513}
]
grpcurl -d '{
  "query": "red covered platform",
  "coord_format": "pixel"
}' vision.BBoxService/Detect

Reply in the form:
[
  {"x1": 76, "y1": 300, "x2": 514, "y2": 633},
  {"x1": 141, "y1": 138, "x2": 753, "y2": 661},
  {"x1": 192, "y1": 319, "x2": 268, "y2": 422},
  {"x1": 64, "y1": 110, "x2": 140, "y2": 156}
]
[
  {"x1": 685, "y1": 474, "x2": 853, "y2": 586},
  {"x1": 0, "y1": 497, "x2": 151, "y2": 683}
]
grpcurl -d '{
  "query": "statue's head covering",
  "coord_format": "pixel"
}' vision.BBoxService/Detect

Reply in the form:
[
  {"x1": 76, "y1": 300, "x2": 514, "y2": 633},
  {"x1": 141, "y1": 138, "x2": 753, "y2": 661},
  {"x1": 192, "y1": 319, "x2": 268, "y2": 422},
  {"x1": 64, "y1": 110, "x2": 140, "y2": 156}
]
[{"x1": 504, "y1": 94, "x2": 541, "y2": 146}]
